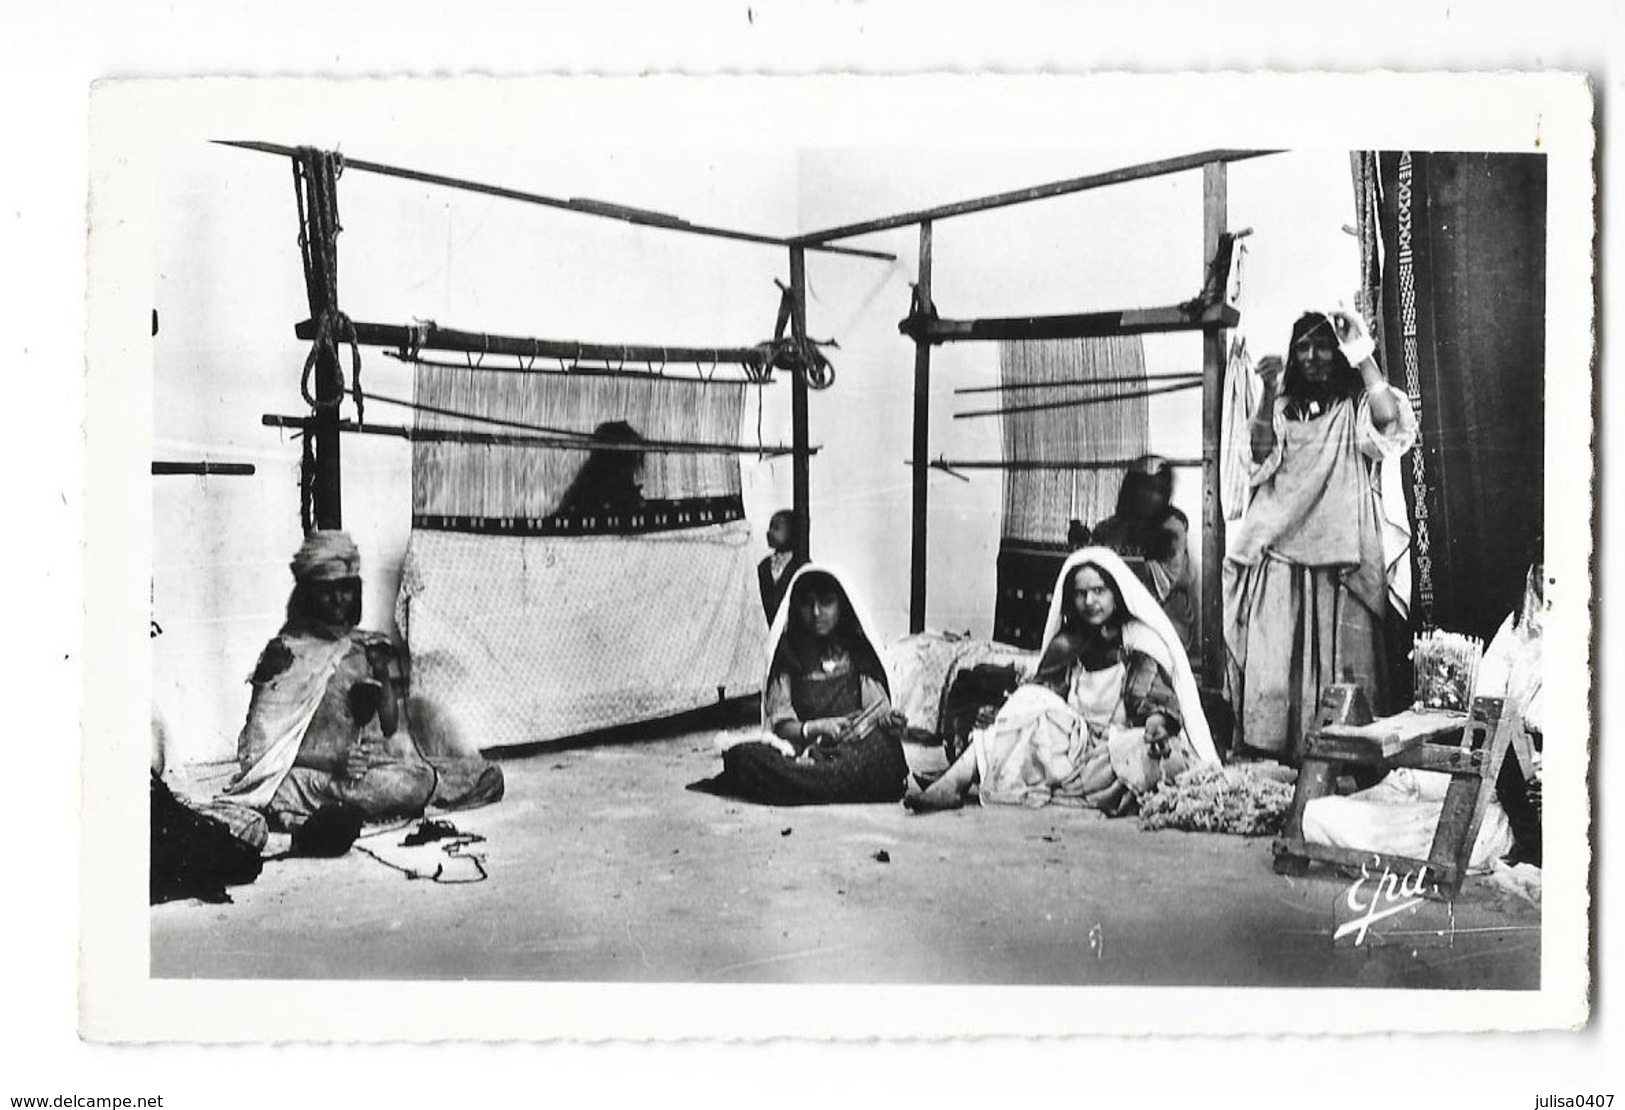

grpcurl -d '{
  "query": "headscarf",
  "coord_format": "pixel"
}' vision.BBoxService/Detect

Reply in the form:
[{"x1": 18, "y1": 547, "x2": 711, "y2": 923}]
[
  {"x1": 290, "y1": 530, "x2": 361, "y2": 584},
  {"x1": 1096, "y1": 455, "x2": 1180, "y2": 562},
  {"x1": 1282, "y1": 311, "x2": 1363, "y2": 410},
  {"x1": 283, "y1": 531, "x2": 363, "y2": 638},
  {"x1": 1038, "y1": 547, "x2": 1217, "y2": 764},
  {"x1": 760, "y1": 564, "x2": 890, "y2": 730}
]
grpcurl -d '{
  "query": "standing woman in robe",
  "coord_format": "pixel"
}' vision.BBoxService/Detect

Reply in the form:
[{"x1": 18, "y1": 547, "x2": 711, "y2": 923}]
[
  {"x1": 693, "y1": 566, "x2": 911, "y2": 806},
  {"x1": 1224, "y1": 309, "x2": 1417, "y2": 762}
]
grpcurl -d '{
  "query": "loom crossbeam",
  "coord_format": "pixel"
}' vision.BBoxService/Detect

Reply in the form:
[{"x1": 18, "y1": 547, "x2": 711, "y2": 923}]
[
  {"x1": 218, "y1": 141, "x2": 895, "y2": 261},
  {"x1": 262, "y1": 414, "x2": 811, "y2": 458},
  {"x1": 900, "y1": 302, "x2": 1239, "y2": 345},
  {"x1": 907, "y1": 456, "x2": 1203, "y2": 473},
  {"x1": 295, "y1": 318, "x2": 786, "y2": 374},
  {"x1": 795, "y1": 149, "x2": 1278, "y2": 244},
  {"x1": 151, "y1": 461, "x2": 257, "y2": 476}
]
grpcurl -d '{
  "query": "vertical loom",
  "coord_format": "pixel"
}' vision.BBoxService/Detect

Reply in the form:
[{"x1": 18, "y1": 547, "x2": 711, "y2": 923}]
[
  {"x1": 224, "y1": 140, "x2": 894, "y2": 543},
  {"x1": 835, "y1": 152, "x2": 1258, "y2": 677}
]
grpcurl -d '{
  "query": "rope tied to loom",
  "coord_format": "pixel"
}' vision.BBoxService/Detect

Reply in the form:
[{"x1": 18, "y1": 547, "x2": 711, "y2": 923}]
[
  {"x1": 292, "y1": 148, "x2": 365, "y2": 424},
  {"x1": 761, "y1": 279, "x2": 836, "y2": 389}
]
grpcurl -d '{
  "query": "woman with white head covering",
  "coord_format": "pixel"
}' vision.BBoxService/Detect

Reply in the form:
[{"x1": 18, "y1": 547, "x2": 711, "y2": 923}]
[
  {"x1": 223, "y1": 530, "x2": 504, "y2": 830},
  {"x1": 909, "y1": 547, "x2": 1217, "y2": 814},
  {"x1": 692, "y1": 565, "x2": 911, "y2": 805}
]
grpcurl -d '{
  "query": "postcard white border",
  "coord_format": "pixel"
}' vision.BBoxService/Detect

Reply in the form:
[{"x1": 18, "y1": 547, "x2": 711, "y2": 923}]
[{"x1": 83, "y1": 72, "x2": 1594, "y2": 1042}]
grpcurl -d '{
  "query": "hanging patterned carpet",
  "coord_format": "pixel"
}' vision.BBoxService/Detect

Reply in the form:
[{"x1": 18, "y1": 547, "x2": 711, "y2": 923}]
[{"x1": 397, "y1": 362, "x2": 766, "y2": 750}]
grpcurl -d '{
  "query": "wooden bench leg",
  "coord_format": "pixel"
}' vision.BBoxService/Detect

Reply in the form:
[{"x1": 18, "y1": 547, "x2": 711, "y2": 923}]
[{"x1": 1282, "y1": 756, "x2": 1337, "y2": 839}]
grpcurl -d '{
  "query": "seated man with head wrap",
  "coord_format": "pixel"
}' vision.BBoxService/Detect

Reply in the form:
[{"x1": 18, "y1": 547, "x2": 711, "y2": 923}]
[{"x1": 221, "y1": 531, "x2": 505, "y2": 832}]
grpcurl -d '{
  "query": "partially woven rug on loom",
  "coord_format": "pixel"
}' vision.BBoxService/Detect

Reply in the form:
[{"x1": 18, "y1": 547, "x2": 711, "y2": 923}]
[
  {"x1": 399, "y1": 358, "x2": 765, "y2": 748},
  {"x1": 397, "y1": 525, "x2": 765, "y2": 750}
]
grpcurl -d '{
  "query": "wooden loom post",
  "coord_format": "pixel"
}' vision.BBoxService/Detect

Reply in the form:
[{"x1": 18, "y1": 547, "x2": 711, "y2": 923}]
[
  {"x1": 298, "y1": 152, "x2": 344, "y2": 531},
  {"x1": 789, "y1": 246, "x2": 812, "y2": 562},
  {"x1": 1200, "y1": 161, "x2": 1228, "y2": 686},
  {"x1": 910, "y1": 221, "x2": 934, "y2": 634}
]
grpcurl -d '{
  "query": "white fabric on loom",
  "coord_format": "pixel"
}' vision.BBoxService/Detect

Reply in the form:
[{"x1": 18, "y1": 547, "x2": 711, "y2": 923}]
[
  {"x1": 998, "y1": 336, "x2": 1151, "y2": 545},
  {"x1": 396, "y1": 522, "x2": 766, "y2": 749},
  {"x1": 1219, "y1": 336, "x2": 1259, "y2": 523}
]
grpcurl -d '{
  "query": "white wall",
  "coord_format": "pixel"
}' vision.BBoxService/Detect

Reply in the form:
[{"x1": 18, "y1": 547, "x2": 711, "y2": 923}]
[
  {"x1": 792, "y1": 146, "x2": 1360, "y2": 643},
  {"x1": 153, "y1": 141, "x2": 801, "y2": 765},
  {"x1": 153, "y1": 142, "x2": 1355, "y2": 765}
]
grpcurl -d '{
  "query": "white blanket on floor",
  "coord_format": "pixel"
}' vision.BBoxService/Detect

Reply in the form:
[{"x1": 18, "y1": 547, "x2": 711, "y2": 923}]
[{"x1": 1301, "y1": 768, "x2": 1514, "y2": 872}]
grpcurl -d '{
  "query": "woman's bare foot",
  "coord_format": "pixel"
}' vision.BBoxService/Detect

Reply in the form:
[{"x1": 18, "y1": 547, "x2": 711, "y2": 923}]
[{"x1": 1110, "y1": 790, "x2": 1140, "y2": 818}]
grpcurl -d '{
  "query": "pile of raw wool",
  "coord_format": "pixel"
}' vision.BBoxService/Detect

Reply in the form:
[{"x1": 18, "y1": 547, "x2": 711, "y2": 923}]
[{"x1": 1139, "y1": 763, "x2": 1297, "y2": 836}]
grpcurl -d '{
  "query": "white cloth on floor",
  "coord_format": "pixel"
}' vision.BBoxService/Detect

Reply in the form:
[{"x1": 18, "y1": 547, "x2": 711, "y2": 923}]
[
  {"x1": 884, "y1": 631, "x2": 1033, "y2": 734},
  {"x1": 1301, "y1": 767, "x2": 1514, "y2": 873}
]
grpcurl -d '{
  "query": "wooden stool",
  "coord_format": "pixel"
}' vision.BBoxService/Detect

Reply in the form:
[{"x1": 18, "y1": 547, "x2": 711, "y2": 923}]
[{"x1": 1272, "y1": 684, "x2": 1529, "y2": 897}]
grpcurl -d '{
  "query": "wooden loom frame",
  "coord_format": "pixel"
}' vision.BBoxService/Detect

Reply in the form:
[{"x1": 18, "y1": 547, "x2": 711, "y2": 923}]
[
  {"x1": 227, "y1": 142, "x2": 1277, "y2": 680},
  {"x1": 222, "y1": 140, "x2": 895, "y2": 557},
  {"x1": 791, "y1": 149, "x2": 1278, "y2": 683}
]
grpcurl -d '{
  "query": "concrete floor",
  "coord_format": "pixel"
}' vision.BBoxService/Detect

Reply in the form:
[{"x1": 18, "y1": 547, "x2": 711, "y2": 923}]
[{"x1": 152, "y1": 715, "x2": 1541, "y2": 988}]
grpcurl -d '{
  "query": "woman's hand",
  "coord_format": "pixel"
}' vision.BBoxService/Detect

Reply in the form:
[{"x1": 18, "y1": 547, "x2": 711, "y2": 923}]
[
  {"x1": 1250, "y1": 357, "x2": 1283, "y2": 463},
  {"x1": 884, "y1": 709, "x2": 910, "y2": 732},
  {"x1": 1143, "y1": 712, "x2": 1172, "y2": 760},
  {"x1": 1328, "y1": 308, "x2": 1376, "y2": 364},
  {"x1": 806, "y1": 717, "x2": 855, "y2": 745},
  {"x1": 364, "y1": 639, "x2": 397, "y2": 682},
  {"x1": 343, "y1": 737, "x2": 391, "y2": 782},
  {"x1": 1255, "y1": 354, "x2": 1285, "y2": 392}
]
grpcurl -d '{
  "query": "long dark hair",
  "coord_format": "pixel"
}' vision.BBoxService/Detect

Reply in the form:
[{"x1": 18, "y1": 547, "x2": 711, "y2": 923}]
[
  {"x1": 1058, "y1": 561, "x2": 1128, "y2": 638},
  {"x1": 1282, "y1": 312, "x2": 1362, "y2": 405},
  {"x1": 1105, "y1": 455, "x2": 1179, "y2": 560},
  {"x1": 775, "y1": 570, "x2": 888, "y2": 691}
]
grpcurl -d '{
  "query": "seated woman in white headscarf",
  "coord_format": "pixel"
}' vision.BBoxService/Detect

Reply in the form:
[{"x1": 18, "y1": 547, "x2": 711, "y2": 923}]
[
  {"x1": 908, "y1": 548, "x2": 1219, "y2": 815},
  {"x1": 221, "y1": 531, "x2": 505, "y2": 832},
  {"x1": 1301, "y1": 557, "x2": 1544, "y2": 870},
  {"x1": 691, "y1": 565, "x2": 911, "y2": 806}
]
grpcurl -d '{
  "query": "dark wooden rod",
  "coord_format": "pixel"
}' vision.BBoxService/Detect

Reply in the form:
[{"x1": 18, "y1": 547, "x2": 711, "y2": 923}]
[
  {"x1": 794, "y1": 149, "x2": 1280, "y2": 244},
  {"x1": 954, "y1": 371, "x2": 1202, "y2": 396},
  {"x1": 908, "y1": 457, "x2": 1203, "y2": 472},
  {"x1": 217, "y1": 141, "x2": 896, "y2": 261},
  {"x1": 151, "y1": 461, "x2": 258, "y2": 476},
  {"x1": 262, "y1": 414, "x2": 809, "y2": 458},
  {"x1": 902, "y1": 303, "x2": 1239, "y2": 345},
  {"x1": 1199, "y1": 161, "x2": 1229, "y2": 688},
  {"x1": 789, "y1": 246, "x2": 812, "y2": 562},
  {"x1": 909, "y1": 220, "x2": 933, "y2": 633},
  {"x1": 954, "y1": 378, "x2": 1202, "y2": 420},
  {"x1": 382, "y1": 350, "x2": 775, "y2": 386},
  {"x1": 297, "y1": 317, "x2": 775, "y2": 368}
]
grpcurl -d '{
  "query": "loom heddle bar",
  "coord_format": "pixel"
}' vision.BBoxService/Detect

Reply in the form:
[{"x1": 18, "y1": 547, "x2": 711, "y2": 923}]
[{"x1": 262, "y1": 414, "x2": 812, "y2": 458}]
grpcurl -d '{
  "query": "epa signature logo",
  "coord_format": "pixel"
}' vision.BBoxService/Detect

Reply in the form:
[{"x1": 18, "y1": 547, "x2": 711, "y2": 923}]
[{"x1": 1332, "y1": 859, "x2": 1437, "y2": 947}]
